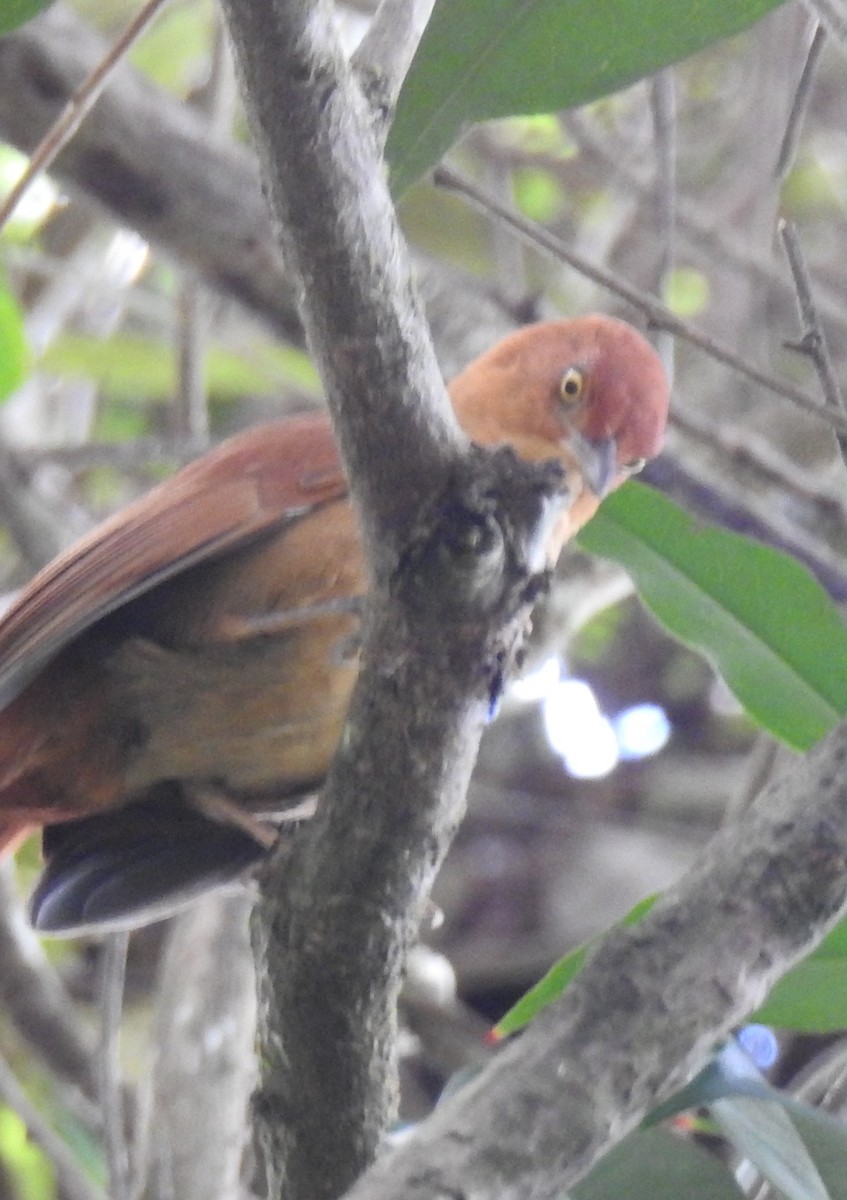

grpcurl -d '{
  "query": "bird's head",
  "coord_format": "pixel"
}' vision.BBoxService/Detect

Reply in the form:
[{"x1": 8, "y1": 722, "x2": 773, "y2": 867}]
[{"x1": 450, "y1": 314, "x2": 670, "y2": 550}]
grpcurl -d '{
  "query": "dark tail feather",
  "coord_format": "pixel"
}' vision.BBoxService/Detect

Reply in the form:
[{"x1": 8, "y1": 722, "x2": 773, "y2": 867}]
[{"x1": 30, "y1": 786, "x2": 275, "y2": 936}]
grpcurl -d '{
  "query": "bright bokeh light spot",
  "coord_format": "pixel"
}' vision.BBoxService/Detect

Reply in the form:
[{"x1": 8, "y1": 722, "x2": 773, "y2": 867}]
[
  {"x1": 0, "y1": 147, "x2": 59, "y2": 229},
  {"x1": 737, "y1": 1024, "x2": 779, "y2": 1070},
  {"x1": 543, "y1": 679, "x2": 619, "y2": 779},
  {"x1": 104, "y1": 229, "x2": 150, "y2": 286},
  {"x1": 510, "y1": 654, "x2": 562, "y2": 703},
  {"x1": 614, "y1": 703, "x2": 671, "y2": 761}
]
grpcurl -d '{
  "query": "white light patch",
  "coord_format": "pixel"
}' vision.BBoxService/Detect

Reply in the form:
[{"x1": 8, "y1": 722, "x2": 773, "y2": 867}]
[
  {"x1": 614, "y1": 703, "x2": 671, "y2": 761},
  {"x1": 104, "y1": 230, "x2": 150, "y2": 286},
  {"x1": 709, "y1": 675, "x2": 744, "y2": 717},
  {"x1": 0, "y1": 148, "x2": 59, "y2": 227},
  {"x1": 543, "y1": 678, "x2": 619, "y2": 779},
  {"x1": 510, "y1": 655, "x2": 562, "y2": 703}
]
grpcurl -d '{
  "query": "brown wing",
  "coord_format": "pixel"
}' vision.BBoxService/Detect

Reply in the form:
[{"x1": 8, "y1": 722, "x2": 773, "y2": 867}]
[{"x1": 0, "y1": 414, "x2": 347, "y2": 708}]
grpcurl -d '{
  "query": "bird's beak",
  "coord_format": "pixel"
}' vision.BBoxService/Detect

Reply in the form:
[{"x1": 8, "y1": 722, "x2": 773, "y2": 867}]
[{"x1": 566, "y1": 430, "x2": 618, "y2": 497}]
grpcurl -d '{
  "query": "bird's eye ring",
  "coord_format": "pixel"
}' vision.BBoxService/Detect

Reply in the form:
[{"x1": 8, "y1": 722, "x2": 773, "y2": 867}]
[
  {"x1": 623, "y1": 457, "x2": 647, "y2": 475},
  {"x1": 559, "y1": 367, "x2": 585, "y2": 404}
]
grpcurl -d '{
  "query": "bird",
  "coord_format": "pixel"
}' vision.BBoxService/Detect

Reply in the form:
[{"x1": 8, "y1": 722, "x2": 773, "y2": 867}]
[{"x1": 0, "y1": 315, "x2": 669, "y2": 934}]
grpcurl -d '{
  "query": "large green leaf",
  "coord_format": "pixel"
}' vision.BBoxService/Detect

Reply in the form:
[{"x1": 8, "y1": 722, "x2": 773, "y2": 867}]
[
  {"x1": 572, "y1": 1128, "x2": 743, "y2": 1200},
  {"x1": 649, "y1": 1043, "x2": 847, "y2": 1200},
  {"x1": 0, "y1": 0, "x2": 54, "y2": 34},
  {"x1": 712, "y1": 1097, "x2": 832, "y2": 1200},
  {"x1": 754, "y1": 916, "x2": 847, "y2": 1033},
  {"x1": 578, "y1": 483, "x2": 847, "y2": 751},
  {"x1": 388, "y1": 0, "x2": 788, "y2": 195}
]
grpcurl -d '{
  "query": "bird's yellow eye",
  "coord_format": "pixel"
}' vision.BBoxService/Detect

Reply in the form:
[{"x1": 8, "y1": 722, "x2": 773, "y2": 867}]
[
  {"x1": 559, "y1": 367, "x2": 585, "y2": 404},
  {"x1": 623, "y1": 457, "x2": 647, "y2": 475}
]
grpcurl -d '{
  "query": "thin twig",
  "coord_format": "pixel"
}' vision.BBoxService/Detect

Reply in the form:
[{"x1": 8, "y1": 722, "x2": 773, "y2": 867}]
[
  {"x1": 174, "y1": 280, "x2": 212, "y2": 438},
  {"x1": 98, "y1": 932, "x2": 131, "y2": 1200},
  {"x1": 173, "y1": 13, "x2": 237, "y2": 440},
  {"x1": 0, "y1": 863, "x2": 98, "y2": 1098},
  {"x1": 351, "y1": 0, "x2": 436, "y2": 132},
  {"x1": 779, "y1": 218, "x2": 847, "y2": 462},
  {"x1": 0, "y1": 1050, "x2": 106, "y2": 1200},
  {"x1": 434, "y1": 165, "x2": 847, "y2": 437},
  {"x1": 649, "y1": 69, "x2": 677, "y2": 387},
  {"x1": 776, "y1": 21, "x2": 827, "y2": 180},
  {"x1": 0, "y1": 0, "x2": 172, "y2": 233}
]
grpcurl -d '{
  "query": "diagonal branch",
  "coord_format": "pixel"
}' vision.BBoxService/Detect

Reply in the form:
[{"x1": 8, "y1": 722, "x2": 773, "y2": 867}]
[
  {"x1": 352, "y1": 0, "x2": 436, "y2": 131},
  {"x1": 346, "y1": 716, "x2": 847, "y2": 1199}
]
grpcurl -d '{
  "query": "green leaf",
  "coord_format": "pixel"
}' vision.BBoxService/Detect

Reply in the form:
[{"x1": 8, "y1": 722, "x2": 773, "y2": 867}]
[
  {"x1": 388, "y1": 0, "x2": 788, "y2": 195},
  {"x1": 787, "y1": 1104, "x2": 847, "y2": 1200},
  {"x1": 0, "y1": 0, "x2": 54, "y2": 34},
  {"x1": 577, "y1": 483, "x2": 847, "y2": 751},
  {"x1": 0, "y1": 276, "x2": 29, "y2": 402},
  {"x1": 712, "y1": 1097, "x2": 832, "y2": 1200},
  {"x1": 493, "y1": 895, "x2": 656, "y2": 1037},
  {"x1": 754, "y1": 915, "x2": 847, "y2": 1032},
  {"x1": 645, "y1": 1043, "x2": 847, "y2": 1200},
  {"x1": 572, "y1": 1128, "x2": 744, "y2": 1200}
]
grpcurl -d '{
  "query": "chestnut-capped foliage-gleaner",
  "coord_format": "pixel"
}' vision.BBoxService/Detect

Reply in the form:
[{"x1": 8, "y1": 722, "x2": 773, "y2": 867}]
[{"x1": 0, "y1": 316, "x2": 669, "y2": 933}]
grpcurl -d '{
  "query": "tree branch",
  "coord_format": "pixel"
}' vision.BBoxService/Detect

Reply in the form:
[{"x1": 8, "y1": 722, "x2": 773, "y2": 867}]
[
  {"x1": 222, "y1": 0, "x2": 459, "y2": 568},
  {"x1": 220, "y1": 3, "x2": 568, "y2": 1199},
  {"x1": 346, "y1": 717, "x2": 847, "y2": 1198},
  {"x1": 0, "y1": 863, "x2": 98, "y2": 1101},
  {"x1": 0, "y1": 5, "x2": 303, "y2": 342},
  {"x1": 136, "y1": 895, "x2": 257, "y2": 1200},
  {"x1": 352, "y1": 0, "x2": 436, "y2": 129}
]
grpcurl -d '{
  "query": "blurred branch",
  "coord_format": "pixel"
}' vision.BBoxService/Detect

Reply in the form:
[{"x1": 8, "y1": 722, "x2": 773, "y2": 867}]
[
  {"x1": 347, "y1": 719, "x2": 847, "y2": 1197},
  {"x1": 173, "y1": 13, "x2": 237, "y2": 441},
  {"x1": 0, "y1": 442, "x2": 71, "y2": 570},
  {"x1": 0, "y1": 5, "x2": 303, "y2": 342},
  {"x1": 0, "y1": 863, "x2": 98, "y2": 1100},
  {"x1": 434, "y1": 165, "x2": 847, "y2": 437},
  {"x1": 648, "y1": 69, "x2": 676, "y2": 381},
  {"x1": 776, "y1": 19, "x2": 826, "y2": 180},
  {"x1": 555, "y1": 109, "x2": 847, "y2": 334},
  {"x1": 779, "y1": 218, "x2": 847, "y2": 462},
  {"x1": 0, "y1": 0, "x2": 171, "y2": 232},
  {"x1": 97, "y1": 934, "x2": 129, "y2": 1200},
  {"x1": 352, "y1": 0, "x2": 435, "y2": 126},
  {"x1": 135, "y1": 896, "x2": 256, "y2": 1200},
  {"x1": 801, "y1": 0, "x2": 847, "y2": 48}
]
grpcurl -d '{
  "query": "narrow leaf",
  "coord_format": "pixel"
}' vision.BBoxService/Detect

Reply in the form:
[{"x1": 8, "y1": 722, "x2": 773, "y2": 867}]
[{"x1": 493, "y1": 895, "x2": 656, "y2": 1037}]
